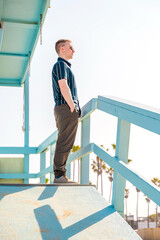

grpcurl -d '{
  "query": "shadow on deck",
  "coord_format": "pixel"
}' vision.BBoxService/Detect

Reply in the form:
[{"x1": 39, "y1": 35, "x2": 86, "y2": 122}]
[{"x1": 0, "y1": 184, "x2": 142, "y2": 240}]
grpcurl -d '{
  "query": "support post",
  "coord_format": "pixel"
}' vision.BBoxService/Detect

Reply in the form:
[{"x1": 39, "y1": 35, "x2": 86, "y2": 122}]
[
  {"x1": 80, "y1": 115, "x2": 90, "y2": 184},
  {"x1": 40, "y1": 151, "x2": 46, "y2": 183},
  {"x1": 66, "y1": 162, "x2": 71, "y2": 179},
  {"x1": 50, "y1": 144, "x2": 55, "y2": 183},
  {"x1": 112, "y1": 118, "x2": 131, "y2": 217},
  {"x1": 24, "y1": 71, "x2": 29, "y2": 183}
]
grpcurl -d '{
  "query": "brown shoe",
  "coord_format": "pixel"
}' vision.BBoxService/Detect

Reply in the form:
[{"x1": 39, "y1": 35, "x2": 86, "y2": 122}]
[{"x1": 54, "y1": 175, "x2": 78, "y2": 184}]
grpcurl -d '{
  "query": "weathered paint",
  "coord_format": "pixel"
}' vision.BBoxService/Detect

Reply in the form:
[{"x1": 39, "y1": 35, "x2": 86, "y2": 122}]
[
  {"x1": 0, "y1": 184, "x2": 142, "y2": 240},
  {"x1": 0, "y1": 158, "x2": 24, "y2": 183}
]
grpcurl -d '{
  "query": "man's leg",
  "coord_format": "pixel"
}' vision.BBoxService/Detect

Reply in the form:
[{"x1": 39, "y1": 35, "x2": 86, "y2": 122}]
[{"x1": 53, "y1": 104, "x2": 78, "y2": 178}]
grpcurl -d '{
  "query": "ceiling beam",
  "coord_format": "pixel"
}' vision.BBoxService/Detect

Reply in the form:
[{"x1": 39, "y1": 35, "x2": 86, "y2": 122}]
[
  {"x1": 1, "y1": 18, "x2": 38, "y2": 29},
  {"x1": 0, "y1": 78, "x2": 21, "y2": 87},
  {"x1": 21, "y1": 0, "x2": 51, "y2": 84},
  {"x1": 0, "y1": 52, "x2": 28, "y2": 60}
]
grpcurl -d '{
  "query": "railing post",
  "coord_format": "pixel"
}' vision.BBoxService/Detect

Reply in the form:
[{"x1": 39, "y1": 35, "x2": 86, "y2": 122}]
[
  {"x1": 112, "y1": 118, "x2": 131, "y2": 217},
  {"x1": 80, "y1": 115, "x2": 90, "y2": 184},
  {"x1": 40, "y1": 150, "x2": 46, "y2": 183},
  {"x1": 66, "y1": 162, "x2": 71, "y2": 179},
  {"x1": 50, "y1": 144, "x2": 55, "y2": 183},
  {"x1": 24, "y1": 71, "x2": 30, "y2": 184}
]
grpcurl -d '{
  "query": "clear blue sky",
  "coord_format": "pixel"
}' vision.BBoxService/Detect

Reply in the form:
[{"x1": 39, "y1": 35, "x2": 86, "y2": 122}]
[{"x1": 0, "y1": 0, "x2": 160, "y2": 218}]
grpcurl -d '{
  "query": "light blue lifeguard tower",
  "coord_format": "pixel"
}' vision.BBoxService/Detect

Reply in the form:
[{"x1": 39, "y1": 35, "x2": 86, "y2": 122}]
[{"x1": 0, "y1": 1, "x2": 160, "y2": 239}]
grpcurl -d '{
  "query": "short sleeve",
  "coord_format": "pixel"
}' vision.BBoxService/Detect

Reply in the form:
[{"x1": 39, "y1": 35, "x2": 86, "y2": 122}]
[{"x1": 53, "y1": 61, "x2": 68, "y2": 81}]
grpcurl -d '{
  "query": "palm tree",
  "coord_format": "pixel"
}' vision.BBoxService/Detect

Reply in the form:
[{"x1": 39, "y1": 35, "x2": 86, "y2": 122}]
[
  {"x1": 71, "y1": 145, "x2": 80, "y2": 182},
  {"x1": 91, "y1": 155, "x2": 107, "y2": 194},
  {"x1": 125, "y1": 188, "x2": 129, "y2": 221},
  {"x1": 105, "y1": 144, "x2": 132, "y2": 203},
  {"x1": 136, "y1": 188, "x2": 140, "y2": 229},
  {"x1": 106, "y1": 167, "x2": 114, "y2": 203},
  {"x1": 151, "y1": 177, "x2": 160, "y2": 227},
  {"x1": 91, "y1": 144, "x2": 107, "y2": 194},
  {"x1": 145, "y1": 196, "x2": 151, "y2": 228}
]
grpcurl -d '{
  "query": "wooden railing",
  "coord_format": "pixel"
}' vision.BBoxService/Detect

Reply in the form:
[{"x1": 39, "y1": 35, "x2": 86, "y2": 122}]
[{"x1": 0, "y1": 96, "x2": 160, "y2": 216}]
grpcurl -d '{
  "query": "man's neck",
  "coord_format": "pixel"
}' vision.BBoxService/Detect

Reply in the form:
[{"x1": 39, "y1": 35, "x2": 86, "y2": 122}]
[{"x1": 58, "y1": 55, "x2": 70, "y2": 62}]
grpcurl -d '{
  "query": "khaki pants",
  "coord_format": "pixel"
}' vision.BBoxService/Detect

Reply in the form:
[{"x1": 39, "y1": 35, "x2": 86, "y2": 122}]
[{"x1": 53, "y1": 104, "x2": 79, "y2": 177}]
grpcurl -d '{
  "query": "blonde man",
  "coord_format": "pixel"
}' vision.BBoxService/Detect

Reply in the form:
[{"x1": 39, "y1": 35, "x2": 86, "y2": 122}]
[{"x1": 52, "y1": 39, "x2": 81, "y2": 183}]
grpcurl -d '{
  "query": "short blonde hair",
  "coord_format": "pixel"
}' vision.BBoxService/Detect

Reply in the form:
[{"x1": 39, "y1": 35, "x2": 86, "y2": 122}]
[{"x1": 55, "y1": 39, "x2": 72, "y2": 54}]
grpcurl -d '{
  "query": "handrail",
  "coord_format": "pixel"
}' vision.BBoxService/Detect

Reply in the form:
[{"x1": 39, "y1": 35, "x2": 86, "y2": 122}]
[
  {"x1": 0, "y1": 95, "x2": 160, "y2": 216},
  {"x1": 97, "y1": 96, "x2": 160, "y2": 134}
]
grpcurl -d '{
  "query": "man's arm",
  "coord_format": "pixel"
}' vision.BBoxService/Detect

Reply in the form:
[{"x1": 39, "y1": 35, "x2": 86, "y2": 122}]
[{"x1": 58, "y1": 79, "x2": 76, "y2": 112}]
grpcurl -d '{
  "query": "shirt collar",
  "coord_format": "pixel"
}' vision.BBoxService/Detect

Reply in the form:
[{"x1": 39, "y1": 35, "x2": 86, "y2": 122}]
[{"x1": 57, "y1": 57, "x2": 71, "y2": 67}]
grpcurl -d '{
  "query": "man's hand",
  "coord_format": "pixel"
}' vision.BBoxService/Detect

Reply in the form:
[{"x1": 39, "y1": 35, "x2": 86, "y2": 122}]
[
  {"x1": 70, "y1": 106, "x2": 78, "y2": 113},
  {"x1": 70, "y1": 106, "x2": 75, "y2": 112}
]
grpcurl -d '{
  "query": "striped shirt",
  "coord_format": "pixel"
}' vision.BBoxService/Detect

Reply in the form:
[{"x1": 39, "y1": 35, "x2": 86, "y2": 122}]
[{"x1": 52, "y1": 57, "x2": 80, "y2": 111}]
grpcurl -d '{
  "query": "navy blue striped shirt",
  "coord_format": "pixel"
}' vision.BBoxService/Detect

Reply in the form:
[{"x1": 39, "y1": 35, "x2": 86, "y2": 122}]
[{"x1": 52, "y1": 57, "x2": 80, "y2": 111}]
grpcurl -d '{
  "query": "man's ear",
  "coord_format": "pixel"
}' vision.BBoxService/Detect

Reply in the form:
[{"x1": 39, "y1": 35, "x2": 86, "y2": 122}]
[{"x1": 60, "y1": 46, "x2": 64, "y2": 53}]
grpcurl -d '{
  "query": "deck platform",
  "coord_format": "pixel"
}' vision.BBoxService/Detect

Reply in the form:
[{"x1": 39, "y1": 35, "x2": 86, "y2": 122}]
[{"x1": 0, "y1": 184, "x2": 142, "y2": 240}]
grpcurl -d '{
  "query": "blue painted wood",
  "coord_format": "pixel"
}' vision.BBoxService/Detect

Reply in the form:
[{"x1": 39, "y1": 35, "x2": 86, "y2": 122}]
[
  {"x1": 2, "y1": 20, "x2": 38, "y2": 30},
  {"x1": 24, "y1": 71, "x2": 29, "y2": 184},
  {"x1": 93, "y1": 143, "x2": 160, "y2": 207},
  {"x1": 0, "y1": 185, "x2": 142, "y2": 240},
  {"x1": 0, "y1": 52, "x2": 28, "y2": 58},
  {"x1": 0, "y1": 147, "x2": 37, "y2": 154},
  {"x1": 98, "y1": 96, "x2": 160, "y2": 120},
  {"x1": 0, "y1": 28, "x2": 3, "y2": 49},
  {"x1": 37, "y1": 130, "x2": 58, "y2": 153},
  {"x1": 97, "y1": 97, "x2": 160, "y2": 135},
  {"x1": 0, "y1": 78, "x2": 21, "y2": 87},
  {"x1": 40, "y1": 151, "x2": 46, "y2": 183},
  {"x1": 37, "y1": 144, "x2": 94, "y2": 178},
  {"x1": 0, "y1": 173, "x2": 36, "y2": 179},
  {"x1": 21, "y1": 0, "x2": 50, "y2": 84},
  {"x1": 50, "y1": 144, "x2": 55, "y2": 183},
  {"x1": 24, "y1": 72, "x2": 29, "y2": 147},
  {"x1": 36, "y1": 165, "x2": 53, "y2": 178},
  {"x1": 112, "y1": 119, "x2": 131, "y2": 217},
  {"x1": 80, "y1": 116, "x2": 91, "y2": 184},
  {"x1": 81, "y1": 98, "x2": 97, "y2": 120},
  {"x1": 67, "y1": 143, "x2": 94, "y2": 165},
  {"x1": 66, "y1": 163, "x2": 71, "y2": 179}
]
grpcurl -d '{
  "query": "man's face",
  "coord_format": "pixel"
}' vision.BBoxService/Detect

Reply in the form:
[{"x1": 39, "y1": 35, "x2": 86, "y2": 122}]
[{"x1": 61, "y1": 41, "x2": 75, "y2": 60}]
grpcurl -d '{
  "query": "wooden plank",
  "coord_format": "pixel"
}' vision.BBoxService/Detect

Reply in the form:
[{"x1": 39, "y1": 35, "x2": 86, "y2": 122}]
[
  {"x1": 0, "y1": 185, "x2": 142, "y2": 239},
  {"x1": 97, "y1": 99, "x2": 160, "y2": 135},
  {"x1": 98, "y1": 96, "x2": 160, "y2": 120},
  {"x1": 0, "y1": 147, "x2": 37, "y2": 154},
  {"x1": 21, "y1": 0, "x2": 50, "y2": 84},
  {"x1": 0, "y1": 173, "x2": 36, "y2": 179},
  {"x1": 24, "y1": 72, "x2": 29, "y2": 184},
  {"x1": 37, "y1": 130, "x2": 58, "y2": 153},
  {"x1": 93, "y1": 144, "x2": 160, "y2": 207},
  {"x1": 80, "y1": 115, "x2": 90, "y2": 184},
  {"x1": 40, "y1": 151, "x2": 46, "y2": 183},
  {"x1": 0, "y1": 78, "x2": 21, "y2": 86},
  {"x1": 112, "y1": 119, "x2": 131, "y2": 216}
]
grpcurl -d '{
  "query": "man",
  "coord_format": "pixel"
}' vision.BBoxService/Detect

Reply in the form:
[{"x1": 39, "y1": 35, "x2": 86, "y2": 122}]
[{"x1": 52, "y1": 39, "x2": 81, "y2": 183}]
